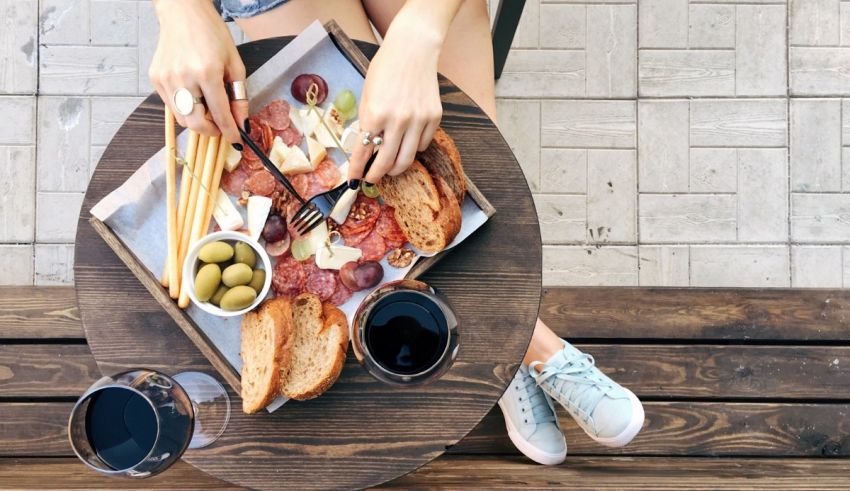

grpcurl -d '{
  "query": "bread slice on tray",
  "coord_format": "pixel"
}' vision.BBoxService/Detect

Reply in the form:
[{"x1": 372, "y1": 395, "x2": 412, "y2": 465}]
[
  {"x1": 417, "y1": 127, "x2": 466, "y2": 204},
  {"x1": 278, "y1": 293, "x2": 349, "y2": 401},
  {"x1": 240, "y1": 296, "x2": 293, "y2": 414}
]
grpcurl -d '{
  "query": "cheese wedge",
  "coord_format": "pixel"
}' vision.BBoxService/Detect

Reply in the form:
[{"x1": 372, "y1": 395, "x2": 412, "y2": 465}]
[
  {"x1": 269, "y1": 136, "x2": 289, "y2": 168},
  {"x1": 298, "y1": 107, "x2": 322, "y2": 136},
  {"x1": 246, "y1": 196, "x2": 272, "y2": 241},
  {"x1": 289, "y1": 105, "x2": 303, "y2": 133},
  {"x1": 316, "y1": 243, "x2": 362, "y2": 270},
  {"x1": 307, "y1": 135, "x2": 327, "y2": 167},
  {"x1": 315, "y1": 107, "x2": 344, "y2": 148},
  {"x1": 224, "y1": 144, "x2": 242, "y2": 172},
  {"x1": 212, "y1": 189, "x2": 244, "y2": 231},
  {"x1": 329, "y1": 187, "x2": 358, "y2": 224},
  {"x1": 280, "y1": 145, "x2": 314, "y2": 174},
  {"x1": 340, "y1": 120, "x2": 360, "y2": 154}
]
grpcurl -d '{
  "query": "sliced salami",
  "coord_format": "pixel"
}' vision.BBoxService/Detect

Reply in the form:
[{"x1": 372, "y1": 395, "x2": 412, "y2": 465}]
[
  {"x1": 328, "y1": 278, "x2": 352, "y2": 306},
  {"x1": 244, "y1": 170, "x2": 276, "y2": 196},
  {"x1": 376, "y1": 205, "x2": 407, "y2": 244},
  {"x1": 288, "y1": 173, "x2": 311, "y2": 199},
  {"x1": 272, "y1": 256, "x2": 305, "y2": 297},
  {"x1": 248, "y1": 116, "x2": 267, "y2": 154},
  {"x1": 220, "y1": 166, "x2": 250, "y2": 196},
  {"x1": 305, "y1": 266, "x2": 337, "y2": 301},
  {"x1": 275, "y1": 126, "x2": 302, "y2": 147},
  {"x1": 314, "y1": 158, "x2": 341, "y2": 188},
  {"x1": 240, "y1": 156, "x2": 264, "y2": 172},
  {"x1": 261, "y1": 122, "x2": 275, "y2": 152},
  {"x1": 257, "y1": 99, "x2": 291, "y2": 130},
  {"x1": 342, "y1": 227, "x2": 372, "y2": 247},
  {"x1": 339, "y1": 195, "x2": 381, "y2": 236},
  {"x1": 358, "y1": 229, "x2": 388, "y2": 262}
]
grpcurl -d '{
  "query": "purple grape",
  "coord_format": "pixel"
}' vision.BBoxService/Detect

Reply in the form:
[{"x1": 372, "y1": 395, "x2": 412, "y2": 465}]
[
  {"x1": 354, "y1": 261, "x2": 383, "y2": 290},
  {"x1": 262, "y1": 215, "x2": 286, "y2": 243}
]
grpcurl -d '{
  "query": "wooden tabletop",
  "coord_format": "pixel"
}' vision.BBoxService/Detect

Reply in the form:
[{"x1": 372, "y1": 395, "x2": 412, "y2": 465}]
[{"x1": 73, "y1": 37, "x2": 541, "y2": 489}]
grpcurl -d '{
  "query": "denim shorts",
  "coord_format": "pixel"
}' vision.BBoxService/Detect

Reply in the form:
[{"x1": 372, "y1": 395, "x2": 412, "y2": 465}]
[{"x1": 214, "y1": 0, "x2": 290, "y2": 21}]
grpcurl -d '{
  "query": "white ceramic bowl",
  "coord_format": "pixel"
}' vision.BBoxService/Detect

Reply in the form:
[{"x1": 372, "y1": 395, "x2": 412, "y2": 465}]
[{"x1": 183, "y1": 231, "x2": 272, "y2": 317}]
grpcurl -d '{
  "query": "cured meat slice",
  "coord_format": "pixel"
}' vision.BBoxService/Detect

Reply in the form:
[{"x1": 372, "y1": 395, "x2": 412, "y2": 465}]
[
  {"x1": 288, "y1": 173, "x2": 311, "y2": 199},
  {"x1": 221, "y1": 166, "x2": 250, "y2": 196},
  {"x1": 240, "y1": 156, "x2": 264, "y2": 172},
  {"x1": 247, "y1": 116, "x2": 267, "y2": 154},
  {"x1": 341, "y1": 227, "x2": 371, "y2": 247},
  {"x1": 261, "y1": 122, "x2": 275, "y2": 152},
  {"x1": 376, "y1": 205, "x2": 407, "y2": 244},
  {"x1": 314, "y1": 158, "x2": 341, "y2": 188},
  {"x1": 328, "y1": 278, "x2": 352, "y2": 306},
  {"x1": 244, "y1": 170, "x2": 276, "y2": 196},
  {"x1": 257, "y1": 100, "x2": 290, "y2": 130},
  {"x1": 304, "y1": 266, "x2": 337, "y2": 301},
  {"x1": 275, "y1": 127, "x2": 302, "y2": 147},
  {"x1": 358, "y1": 229, "x2": 388, "y2": 262},
  {"x1": 339, "y1": 195, "x2": 380, "y2": 236},
  {"x1": 272, "y1": 256, "x2": 305, "y2": 297}
]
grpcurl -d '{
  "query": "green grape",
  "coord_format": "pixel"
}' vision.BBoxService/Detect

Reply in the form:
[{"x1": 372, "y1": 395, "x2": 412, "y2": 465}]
[
  {"x1": 361, "y1": 182, "x2": 380, "y2": 198},
  {"x1": 339, "y1": 105, "x2": 358, "y2": 122},
  {"x1": 334, "y1": 89, "x2": 356, "y2": 113}
]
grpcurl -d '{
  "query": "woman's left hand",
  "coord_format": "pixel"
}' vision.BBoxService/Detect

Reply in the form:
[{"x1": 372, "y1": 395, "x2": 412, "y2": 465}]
[{"x1": 347, "y1": 17, "x2": 444, "y2": 184}]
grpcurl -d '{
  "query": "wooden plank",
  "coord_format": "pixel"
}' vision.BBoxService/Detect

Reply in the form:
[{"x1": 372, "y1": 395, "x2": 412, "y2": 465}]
[
  {"x1": 0, "y1": 345, "x2": 98, "y2": 397},
  {"x1": 379, "y1": 455, "x2": 850, "y2": 490},
  {"x1": 0, "y1": 404, "x2": 72, "y2": 456},
  {"x1": 542, "y1": 288, "x2": 850, "y2": 341},
  {"x1": 0, "y1": 287, "x2": 82, "y2": 339}
]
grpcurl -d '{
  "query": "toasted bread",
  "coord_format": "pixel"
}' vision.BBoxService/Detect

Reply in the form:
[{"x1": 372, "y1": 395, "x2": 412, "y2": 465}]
[
  {"x1": 418, "y1": 128, "x2": 465, "y2": 204},
  {"x1": 280, "y1": 293, "x2": 349, "y2": 401},
  {"x1": 240, "y1": 296, "x2": 292, "y2": 414}
]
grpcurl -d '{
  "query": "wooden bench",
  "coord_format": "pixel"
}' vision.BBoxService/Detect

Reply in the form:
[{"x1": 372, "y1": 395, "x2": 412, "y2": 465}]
[{"x1": 1, "y1": 286, "x2": 849, "y2": 489}]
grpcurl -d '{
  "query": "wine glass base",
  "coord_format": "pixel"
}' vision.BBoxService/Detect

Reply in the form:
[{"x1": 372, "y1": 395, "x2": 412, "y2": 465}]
[{"x1": 173, "y1": 372, "x2": 231, "y2": 449}]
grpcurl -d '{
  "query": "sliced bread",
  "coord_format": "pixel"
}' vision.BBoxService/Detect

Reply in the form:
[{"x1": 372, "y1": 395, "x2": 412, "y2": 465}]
[
  {"x1": 240, "y1": 296, "x2": 292, "y2": 414},
  {"x1": 280, "y1": 293, "x2": 349, "y2": 401},
  {"x1": 378, "y1": 160, "x2": 441, "y2": 212},
  {"x1": 418, "y1": 128, "x2": 465, "y2": 204}
]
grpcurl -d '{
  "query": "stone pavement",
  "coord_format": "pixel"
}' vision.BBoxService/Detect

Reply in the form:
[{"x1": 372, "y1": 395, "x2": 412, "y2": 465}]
[{"x1": 1, "y1": 0, "x2": 849, "y2": 287}]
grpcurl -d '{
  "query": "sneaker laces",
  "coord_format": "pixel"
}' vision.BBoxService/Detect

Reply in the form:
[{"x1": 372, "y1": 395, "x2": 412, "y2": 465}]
[
  {"x1": 531, "y1": 353, "x2": 613, "y2": 423},
  {"x1": 517, "y1": 369, "x2": 555, "y2": 425}
]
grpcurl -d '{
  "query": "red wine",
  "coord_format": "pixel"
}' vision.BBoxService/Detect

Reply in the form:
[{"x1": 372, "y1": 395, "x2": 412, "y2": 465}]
[
  {"x1": 85, "y1": 387, "x2": 157, "y2": 470},
  {"x1": 365, "y1": 292, "x2": 449, "y2": 375}
]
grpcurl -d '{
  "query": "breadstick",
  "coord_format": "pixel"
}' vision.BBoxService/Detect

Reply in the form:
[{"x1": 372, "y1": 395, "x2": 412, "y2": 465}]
[
  {"x1": 204, "y1": 136, "x2": 230, "y2": 228},
  {"x1": 178, "y1": 135, "x2": 221, "y2": 309},
  {"x1": 177, "y1": 134, "x2": 209, "y2": 275},
  {"x1": 163, "y1": 108, "x2": 180, "y2": 299},
  {"x1": 161, "y1": 130, "x2": 200, "y2": 287}
]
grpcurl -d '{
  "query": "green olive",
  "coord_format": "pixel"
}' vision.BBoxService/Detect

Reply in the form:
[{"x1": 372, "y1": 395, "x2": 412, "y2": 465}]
[
  {"x1": 233, "y1": 241, "x2": 257, "y2": 268},
  {"x1": 194, "y1": 263, "x2": 221, "y2": 302},
  {"x1": 248, "y1": 269, "x2": 266, "y2": 294},
  {"x1": 199, "y1": 241, "x2": 234, "y2": 263},
  {"x1": 220, "y1": 285, "x2": 257, "y2": 311},
  {"x1": 209, "y1": 285, "x2": 229, "y2": 306},
  {"x1": 221, "y1": 263, "x2": 253, "y2": 287}
]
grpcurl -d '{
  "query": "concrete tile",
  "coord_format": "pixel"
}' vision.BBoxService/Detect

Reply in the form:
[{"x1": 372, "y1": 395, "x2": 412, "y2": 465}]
[
  {"x1": 790, "y1": 48, "x2": 850, "y2": 96},
  {"x1": 138, "y1": 1, "x2": 157, "y2": 94},
  {"x1": 639, "y1": 49, "x2": 735, "y2": 97},
  {"x1": 0, "y1": 245, "x2": 32, "y2": 285},
  {"x1": 512, "y1": 0, "x2": 539, "y2": 48},
  {"x1": 639, "y1": 0, "x2": 688, "y2": 49},
  {"x1": 34, "y1": 244, "x2": 74, "y2": 285},
  {"x1": 842, "y1": 2, "x2": 850, "y2": 46},
  {"x1": 689, "y1": 148, "x2": 737, "y2": 193},
  {"x1": 0, "y1": 0, "x2": 38, "y2": 94},
  {"x1": 690, "y1": 99, "x2": 787, "y2": 147},
  {"x1": 844, "y1": 147, "x2": 850, "y2": 192},
  {"x1": 0, "y1": 145, "x2": 35, "y2": 242},
  {"x1": 540, "y1": 148, "x2": 586, "y2": 194},
  {"x1": 689, "y1": 4, "x2": 735, "y2": 49},
  {"x1": 845, "y1": 247, "x2": 850, "y2": 287},
  {"x1": 790, "y1": 99, "x2": 842, "y2": 192},
  {"x1": 0, "y1": 95, "x2": 35, "y2": 144},
  {"x1": 542, "y1": 100, "x2": 636, "y2": 148},
  {"x1": 533, "y1": 194, "x2": 586, "y2": 244},
  {"x1": 540, "y1": 4, "x2": 585, "y2": 49},
  {"x1": 587, "y1": 150, "x2": 636, "y2": 243},
  {"x1": 40, "y1": 0, "x2": 89, "y2": 45},
  {"x1": 638, "y1": 100, "x2": 689, "y2": 192},
  {"x1": 91, "y1": 97, "x2": 143, "y2": 145},
  {"x1": 736, "y1": 5, "x2": 787, "y2": 97},
  {"x1": 543, "y1": 245, "x2": 638, "y2": 286},
  {"x1": 843, "y1": 99, "x2": 850, "y2": 144},
  {"x1": 638, "y1": 245, "x2": 689, "y2": 286},
  {"x1": 639, "y1": 194, "x2": 737, "y2": 243},
  {"x1": 690, "y1": 246, "x2": 790, "y2": 287},
  {"x1": 90, "y1": 0, "x2": 138, "y2": 46},
  {"x1": 586, "y1": 5, "x2": 637, "y2": 98},
  {"x1": 40, "y1": 46, "x2": 138, "y2": 95},
  {"x1": 497, "y1": 99, "x2": 540, "y2": 191},
  {"x1": 791, "y1": 246, "x2": 843, "y2": 288},
  {"x1": 497, "y1": 50, "x2": 586, "y2": 98},
  {"x1": 790, "y1": 0, "x2": 840, "y2": 46},
  {"x1": 37, "y1": 97, "x2": 90, "y2": 193},
  {"x1": 35, "y1": 192, "x2": 83, "y2": 243},
  {"x1": 791, "y1": 193, "x2": 850, "y2": 242},
  {"x1": 737, "y1": 148, "x2": 788, "y2": 242}
]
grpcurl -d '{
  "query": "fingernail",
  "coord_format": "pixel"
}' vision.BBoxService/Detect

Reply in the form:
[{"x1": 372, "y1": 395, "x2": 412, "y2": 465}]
[
  {"x1": 347, "y1": 179, "x2": 361, "y2": 190},
  {"x1": 232, "y1": 142, "x2": 243, "y2": 152},
  {"x1": 243, "y1": 118, "x2": 250, "y2": 132}
]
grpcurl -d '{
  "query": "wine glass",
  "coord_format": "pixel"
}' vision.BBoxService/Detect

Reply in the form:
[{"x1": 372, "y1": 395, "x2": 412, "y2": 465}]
[{"x1": 68, "y1": 370, "x2": 230, "y2": 478}]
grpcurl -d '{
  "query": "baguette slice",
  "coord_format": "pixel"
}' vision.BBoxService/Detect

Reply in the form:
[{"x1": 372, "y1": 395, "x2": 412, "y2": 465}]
[
  {"x1": 240, "y1": 297, "x2": 293, "y2": 414},
  {"x1": 280, "y1": 293, "x2": 349, "y2": 401},
  {"x1": 417, "y1": 128, "x2": 465, "y2": 204}
]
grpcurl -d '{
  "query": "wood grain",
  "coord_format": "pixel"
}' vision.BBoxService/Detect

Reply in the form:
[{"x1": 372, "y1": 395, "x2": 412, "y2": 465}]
[
  {"x1": 0, "y1": 345, "x2": 98, "y2": 396},
  {"x1": 542, "y1": 287, "x2": 850, "y2": 341},
  {"x1": 0, "y1": 287, "x2": 82, "y2": 339}
]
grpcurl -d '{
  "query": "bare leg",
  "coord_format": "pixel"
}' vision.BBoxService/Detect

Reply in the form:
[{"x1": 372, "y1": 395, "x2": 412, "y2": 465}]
[
  {"x1": 523, "y1": 319, "x2": 564, "y2": 368},
  {"x1": 235, "y1": 0, "x2": 378, "y2": 43},
  {"x1": 362, "y1": 0, "x2": 497, "y2": 120}
]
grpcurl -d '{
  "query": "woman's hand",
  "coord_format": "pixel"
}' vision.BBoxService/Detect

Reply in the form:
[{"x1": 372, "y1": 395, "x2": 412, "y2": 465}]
[
  {"x1": 348, "y1": 14, "x2": 444, "y2": 184},
  {"x1": 149, "y1": 0, "x2": 247, "y2": 145}
]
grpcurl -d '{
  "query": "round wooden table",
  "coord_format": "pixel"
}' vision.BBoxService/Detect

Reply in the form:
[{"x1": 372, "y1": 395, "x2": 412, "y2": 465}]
[{"x1": 75, "y1": 37, "x2": 541, "y2": 490}]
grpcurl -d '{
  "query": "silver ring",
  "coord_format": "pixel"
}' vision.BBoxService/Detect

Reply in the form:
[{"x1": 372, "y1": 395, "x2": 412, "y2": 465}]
[
  {"x1": 361, "y1": 131, "x2": 373, "y2": 146},
  {"x1": 173, "y1": 87, "x2": 204, "y2": 116},
  {"x1": 372, "y1": 136, "x2": 383, "y2": 146},
  {"x1": 227, "y1": 80, "x2": 248, "y2": 101}
]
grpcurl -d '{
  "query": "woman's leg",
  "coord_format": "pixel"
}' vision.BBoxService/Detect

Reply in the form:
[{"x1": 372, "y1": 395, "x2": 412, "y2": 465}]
[
  {"x1": 524, "y1": 319, "x2": 565, "y2": 368},
  {"x1": 362, "y1": 0, "x2": 497, "y2": 120},
  {"x1": 235, "y1": 0, "x2": 378, "y2": 43}
]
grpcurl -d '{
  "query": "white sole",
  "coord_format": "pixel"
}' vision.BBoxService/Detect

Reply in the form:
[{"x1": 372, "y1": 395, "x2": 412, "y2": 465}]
[
  {"x1": 497, "y1": 399, "x2": 567, "y2": 466},
  {"x1": 589, "y1": 389, "x2": 645, "y2": 448}
]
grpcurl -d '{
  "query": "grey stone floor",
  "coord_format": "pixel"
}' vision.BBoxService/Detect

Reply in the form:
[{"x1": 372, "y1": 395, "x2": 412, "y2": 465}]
[{"x1": 1, "y1": 0, "x2": 849, "y2": 287}]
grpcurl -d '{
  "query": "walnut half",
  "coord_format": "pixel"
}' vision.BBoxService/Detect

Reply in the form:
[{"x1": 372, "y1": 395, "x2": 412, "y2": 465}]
[{"x1": 387, "y1": 247, "x2": 415, "y2": 268}]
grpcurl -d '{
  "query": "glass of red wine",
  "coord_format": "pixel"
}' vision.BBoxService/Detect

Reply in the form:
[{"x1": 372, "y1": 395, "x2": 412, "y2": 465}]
[
  {"x1": 352, "y1": 279, "x2": 459, "y2": 385},
  {"x1": 68, "y1": 370, "x2": 230, "y2": 478}
]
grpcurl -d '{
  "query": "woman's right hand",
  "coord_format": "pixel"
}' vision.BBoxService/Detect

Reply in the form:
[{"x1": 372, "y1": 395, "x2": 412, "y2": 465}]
[{"x1": 149, "y1": 0, "x2": 247, "y2": 145}]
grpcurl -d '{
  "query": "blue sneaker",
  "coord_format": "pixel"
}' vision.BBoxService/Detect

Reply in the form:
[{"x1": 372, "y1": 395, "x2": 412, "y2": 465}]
[
  {"x1": 498, "y1": 364, "x2": 567, "y2": 465},
  {"x1": 530, "y1": 341, "x2": 644, "y2": 447}
]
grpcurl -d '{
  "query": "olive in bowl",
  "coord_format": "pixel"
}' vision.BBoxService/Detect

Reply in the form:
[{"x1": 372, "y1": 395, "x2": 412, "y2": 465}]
[{"x1": 183, "y1": 231, "x2": 272, "y2": 317}]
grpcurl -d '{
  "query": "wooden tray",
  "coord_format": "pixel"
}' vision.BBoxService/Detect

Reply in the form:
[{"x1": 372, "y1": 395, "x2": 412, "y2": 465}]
[{"x1": 89, "y1": 20, "x2": 495, "y2": 395}]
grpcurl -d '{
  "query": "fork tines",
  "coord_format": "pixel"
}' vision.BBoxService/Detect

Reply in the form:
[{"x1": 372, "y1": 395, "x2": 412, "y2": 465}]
[{"x1": 291, "y1": 203, "x2": 325, "y2": 235}]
